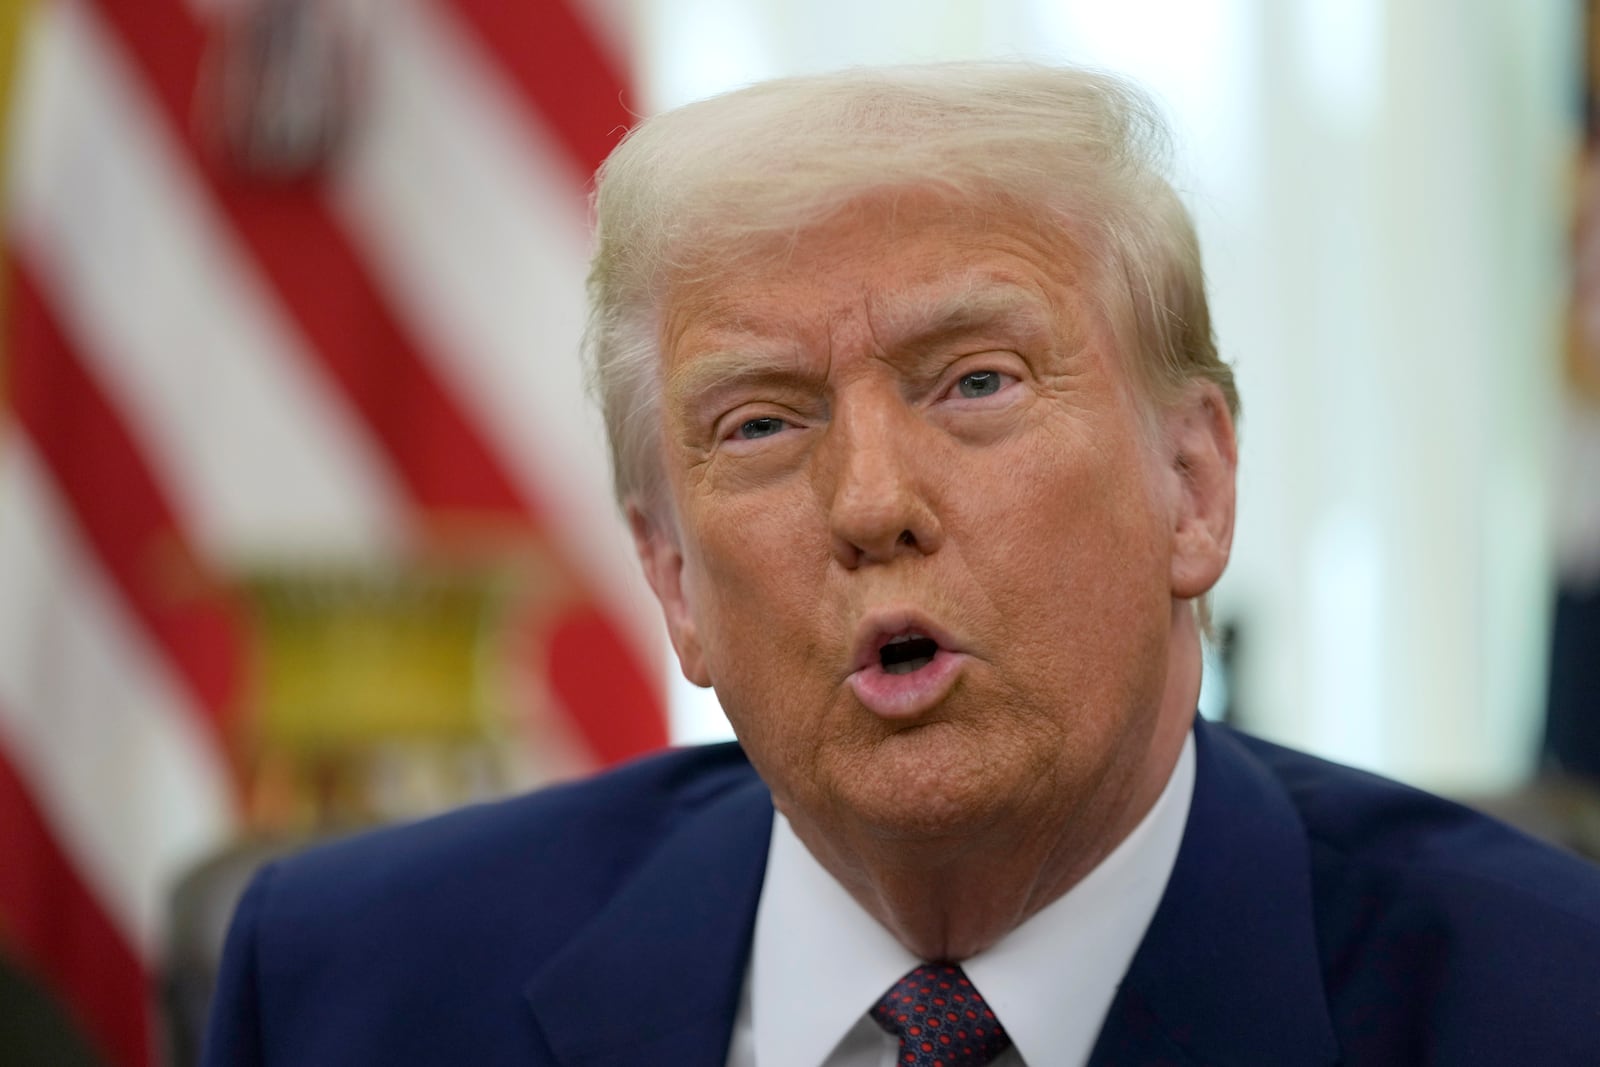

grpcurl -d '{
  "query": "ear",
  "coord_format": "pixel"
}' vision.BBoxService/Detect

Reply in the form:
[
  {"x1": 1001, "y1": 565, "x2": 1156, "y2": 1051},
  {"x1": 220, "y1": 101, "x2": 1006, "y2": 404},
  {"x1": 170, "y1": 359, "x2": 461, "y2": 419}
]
[
  {"x1": 1162, "y1": 383, "x2": 1238, "y2": 600},
  {"x1": 627, "y1": 499, "x2": 712, "y2": 688}
]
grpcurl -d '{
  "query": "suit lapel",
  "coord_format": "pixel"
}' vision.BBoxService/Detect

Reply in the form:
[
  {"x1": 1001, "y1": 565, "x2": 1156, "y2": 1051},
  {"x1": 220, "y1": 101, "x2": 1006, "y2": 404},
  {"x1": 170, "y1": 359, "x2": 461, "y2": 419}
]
[
  {"x1": 523, "y1": 719, "x2": 1340, "y2": 1066},
  {"x1": 523, "y1": 772, "x2": 773, "y2": 1067},
  {"x1": 1089, "y1": 719, "x2": 1340, "y2": 1067}
]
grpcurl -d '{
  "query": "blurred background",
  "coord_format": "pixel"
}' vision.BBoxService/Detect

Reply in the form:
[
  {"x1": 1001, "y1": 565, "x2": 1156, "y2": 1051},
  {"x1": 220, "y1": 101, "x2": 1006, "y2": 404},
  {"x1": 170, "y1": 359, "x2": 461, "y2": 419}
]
[{"x1": 0, "y1": 0, "x2": 1595, "y2": 1063}]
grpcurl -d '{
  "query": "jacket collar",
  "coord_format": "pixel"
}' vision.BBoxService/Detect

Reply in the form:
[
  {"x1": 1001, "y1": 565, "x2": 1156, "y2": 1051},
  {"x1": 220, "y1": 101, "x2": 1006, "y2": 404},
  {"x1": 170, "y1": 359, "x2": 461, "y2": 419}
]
[
  {"x1": 523, "y1": 765, "x2": 773, "y2": 1067},
  {"x1": 1090, "y1": 718, "x2": 1340, "y2": 1066},
  {"x1": 523, "y1": 718, "x2": 1341, "y2": 1067}
]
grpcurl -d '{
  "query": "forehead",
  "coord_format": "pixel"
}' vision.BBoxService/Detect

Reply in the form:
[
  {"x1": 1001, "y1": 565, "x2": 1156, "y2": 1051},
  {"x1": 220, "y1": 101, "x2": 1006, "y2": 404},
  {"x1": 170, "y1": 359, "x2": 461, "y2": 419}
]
[{"x1": 658, "y1": 198, "x2": 1090, "y2": 371}]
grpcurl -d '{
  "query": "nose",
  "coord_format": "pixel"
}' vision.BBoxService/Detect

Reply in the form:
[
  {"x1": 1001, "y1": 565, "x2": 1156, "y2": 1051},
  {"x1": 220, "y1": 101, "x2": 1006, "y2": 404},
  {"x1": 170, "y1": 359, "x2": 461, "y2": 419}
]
[{"x1": 823, "y1": 392, "x2": 944, "y2": 569}]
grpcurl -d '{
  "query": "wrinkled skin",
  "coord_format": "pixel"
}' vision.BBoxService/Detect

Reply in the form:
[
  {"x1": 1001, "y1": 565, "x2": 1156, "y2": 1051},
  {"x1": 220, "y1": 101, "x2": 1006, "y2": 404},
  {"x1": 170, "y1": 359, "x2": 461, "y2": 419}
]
[{"x1": 632, "y1": 195, "x2": 1237, "y2": 958}]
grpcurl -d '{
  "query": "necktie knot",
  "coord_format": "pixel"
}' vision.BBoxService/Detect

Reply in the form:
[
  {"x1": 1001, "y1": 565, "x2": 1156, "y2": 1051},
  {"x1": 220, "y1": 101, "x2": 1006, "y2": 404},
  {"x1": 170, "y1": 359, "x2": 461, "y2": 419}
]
[{"x1": 871, "y1": 962, "x2": 1011, "y2": 1066}]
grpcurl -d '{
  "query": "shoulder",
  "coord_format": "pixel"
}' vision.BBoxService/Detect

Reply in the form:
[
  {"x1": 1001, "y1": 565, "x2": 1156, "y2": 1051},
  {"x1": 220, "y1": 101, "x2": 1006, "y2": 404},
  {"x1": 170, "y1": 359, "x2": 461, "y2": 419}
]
[
  {"x1": 203, "y1": 743, "x2": 766, "y2": 1065},
  {"x1": 1230, "y1": 727, "x2": 1600, "y2": 921},
  {"x1": 258, "y1": 741, "x2": 762, "y2": 935},
  {"x1": 233, "y1": 744, "x2": 760, "y2": 1006},
  {"x1": 1227, "y1": 727, "x2": 1600, "y2": 1059}
]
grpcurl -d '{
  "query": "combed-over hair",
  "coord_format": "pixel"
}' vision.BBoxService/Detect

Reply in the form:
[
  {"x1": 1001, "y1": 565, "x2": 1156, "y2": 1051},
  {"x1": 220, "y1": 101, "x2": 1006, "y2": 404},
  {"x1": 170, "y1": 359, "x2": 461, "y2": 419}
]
[{"x1": 584, "y1": 61, "x2": 1238, "y2": 514}]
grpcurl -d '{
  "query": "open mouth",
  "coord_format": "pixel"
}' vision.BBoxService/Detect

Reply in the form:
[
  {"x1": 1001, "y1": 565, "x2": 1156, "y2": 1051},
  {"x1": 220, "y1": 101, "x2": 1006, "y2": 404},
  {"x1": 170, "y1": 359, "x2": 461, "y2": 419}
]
[
  {"x1": 849, "y1": 615, "x2": 965, "y2": 718},
  {"x1": 879, "y1": 633, "x2": 940, "y2": 675}
]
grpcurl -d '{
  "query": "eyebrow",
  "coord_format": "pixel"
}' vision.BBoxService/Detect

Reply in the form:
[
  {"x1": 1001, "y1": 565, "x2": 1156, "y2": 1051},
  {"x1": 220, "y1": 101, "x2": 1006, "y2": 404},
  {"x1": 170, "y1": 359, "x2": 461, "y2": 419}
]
[
  {"x1": 664, "y1": 344, "x2": 821, "y2": 422},
  {"x1": 663, "y1": 275, "x2": 1061, "y2": 415}
]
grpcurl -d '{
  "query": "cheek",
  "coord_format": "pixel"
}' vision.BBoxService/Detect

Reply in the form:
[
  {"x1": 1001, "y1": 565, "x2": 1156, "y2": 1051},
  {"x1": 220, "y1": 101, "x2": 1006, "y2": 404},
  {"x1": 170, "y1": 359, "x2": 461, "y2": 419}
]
[
  {"x1": 970, "y1": 428, "x2": 1168, "y2": 632},
  {"x1": 679, "y1": 490, "x2": 832, "y2": 674},
  {"x1": 687, "y1": 488, "x2": 824, "y2": 589},
  {"x1": 679, "y1": 508, "x2": 841, "y2": 787}
]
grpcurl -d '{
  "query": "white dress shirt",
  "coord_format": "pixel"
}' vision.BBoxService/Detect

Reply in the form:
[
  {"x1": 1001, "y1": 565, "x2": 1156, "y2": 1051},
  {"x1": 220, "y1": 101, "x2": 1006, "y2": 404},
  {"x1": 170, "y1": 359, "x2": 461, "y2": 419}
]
[{"x1": 724, "y1": 731, "x2": 1196, "y2": 1067}]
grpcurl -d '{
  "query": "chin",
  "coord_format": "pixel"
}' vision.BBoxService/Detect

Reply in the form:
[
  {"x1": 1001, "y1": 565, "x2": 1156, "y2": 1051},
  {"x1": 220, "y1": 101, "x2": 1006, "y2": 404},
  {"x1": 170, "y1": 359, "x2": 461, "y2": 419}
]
[
  {"x1": 822, "y1": 725, "x2": 1021, "y2": 842},
  {"x1": 853, "y1": 794, "x2": 1004, "y2": 843}
]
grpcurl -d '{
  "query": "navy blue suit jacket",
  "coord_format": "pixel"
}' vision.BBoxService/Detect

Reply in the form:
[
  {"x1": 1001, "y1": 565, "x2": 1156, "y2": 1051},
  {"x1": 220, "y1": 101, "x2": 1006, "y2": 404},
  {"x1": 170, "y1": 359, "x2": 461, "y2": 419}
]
[{"x1": 203, "y1": 719, "x2": 1600, "y2": 1065}]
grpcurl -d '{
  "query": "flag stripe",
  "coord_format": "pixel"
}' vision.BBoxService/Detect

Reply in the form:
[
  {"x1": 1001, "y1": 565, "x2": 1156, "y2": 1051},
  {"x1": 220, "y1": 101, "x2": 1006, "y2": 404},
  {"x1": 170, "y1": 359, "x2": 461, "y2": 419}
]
[
  {"x1": 446, "y1": 0, "x2": 633, "y2": 181},
  {"x1": 0, "y1": 0, "x2": 666, "y2": 1059},
  {"x1": 332, "y1": 0, "x2": 656, "y2": 651},
  {"x1": 348, "y1": 1, "x2": 667, "y2": 760},
  {"x1": 85, "y1": 0, "x2": 666, "y2": 759},
  {"x1": 0, "y1": 739, "x2": 151, "y2": 1067},
  {"x1": 0, "y1": 430, "x2": 235, "y2": 958},
  {"x1": 6, "y1": 0, "x2": 406, "y2": 565},
  {"x1": 544, "y1": 602, "x2": 666, "y2": 763},
  {"x1": 86, "y1": 0, "x2": 531, "y2": 519},
  {"x1": 7, "y1": 257, "x2": 242, "y2": 745}
]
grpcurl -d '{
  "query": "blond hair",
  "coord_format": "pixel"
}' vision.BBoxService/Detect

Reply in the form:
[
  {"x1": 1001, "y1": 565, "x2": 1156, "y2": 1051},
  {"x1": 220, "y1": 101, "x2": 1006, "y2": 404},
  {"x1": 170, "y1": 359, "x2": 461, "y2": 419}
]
[{"x1": 584, "y1": 61, "x2": 1237, "y2": 512}]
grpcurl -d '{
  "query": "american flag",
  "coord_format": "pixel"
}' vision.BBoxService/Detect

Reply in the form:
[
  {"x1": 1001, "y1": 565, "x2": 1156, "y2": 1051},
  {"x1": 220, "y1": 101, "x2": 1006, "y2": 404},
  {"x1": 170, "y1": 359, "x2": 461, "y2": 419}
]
[{"x1": 0, "y1": 1, "x2": 666, "y2": 1062}]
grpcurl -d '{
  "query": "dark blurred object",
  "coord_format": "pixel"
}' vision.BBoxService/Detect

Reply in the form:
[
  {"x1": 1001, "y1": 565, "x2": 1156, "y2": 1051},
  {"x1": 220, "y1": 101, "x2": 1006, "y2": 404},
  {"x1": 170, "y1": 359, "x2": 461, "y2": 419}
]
[
  {"x1": 1460, "y1": 772, "x2": 1600, "y2": 864},
  {"x1": 1544, "y1": 583, "x2": 1600, "y2": 786},
  {"x1": 1541, "y1": 0, "x2": 1600, "y2": 815},
  {"x1": 0, "y1": 954, "x2": 104, "y2": 1066},
  {"x1": 1483, "y1": 567, "x2": 1600, "y2": 864},
  {"x1": 161, "y1": 839, "x2": 301, "y2": 1067},
  {"x1": 197, "y1": 0, "x2": 363, "y2": 180},
  {"x1": 1216, "y1": 618, "x2": 1241, "y2": 726}
]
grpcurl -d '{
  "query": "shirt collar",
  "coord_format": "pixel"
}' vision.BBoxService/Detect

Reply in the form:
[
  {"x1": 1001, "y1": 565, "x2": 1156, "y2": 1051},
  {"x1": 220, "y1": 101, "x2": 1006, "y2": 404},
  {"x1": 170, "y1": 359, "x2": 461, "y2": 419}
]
[{"x1": 748, "y1": 730, "x2": 1196, "y2": 1067}]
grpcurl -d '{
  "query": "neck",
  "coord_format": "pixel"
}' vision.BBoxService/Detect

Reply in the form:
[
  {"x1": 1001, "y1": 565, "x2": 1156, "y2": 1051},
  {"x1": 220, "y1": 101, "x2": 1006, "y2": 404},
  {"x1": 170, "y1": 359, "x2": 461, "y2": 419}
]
[{"x1": 789, "y1": 604, "x2": 1202, "y2": 961}]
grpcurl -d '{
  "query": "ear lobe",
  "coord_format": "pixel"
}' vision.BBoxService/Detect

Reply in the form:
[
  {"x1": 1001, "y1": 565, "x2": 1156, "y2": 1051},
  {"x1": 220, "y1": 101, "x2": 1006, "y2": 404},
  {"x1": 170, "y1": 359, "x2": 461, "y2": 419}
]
[
  {"x1": 627, "y1": 500, "x2": 712, "y2": 688},
  {"x1": 1164, "y1": 384, "x2": 1238, "y2": 600}
]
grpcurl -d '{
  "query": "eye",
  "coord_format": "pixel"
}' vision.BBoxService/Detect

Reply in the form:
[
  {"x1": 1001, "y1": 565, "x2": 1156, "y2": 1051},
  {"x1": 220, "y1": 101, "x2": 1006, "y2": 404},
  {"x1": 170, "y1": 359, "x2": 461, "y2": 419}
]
[
  {"x1": 734, "y1": 415, "x2": 788, "y2": 440},
  {"x1": 952, "y1": 370, "x2": 1011, "y2": 400}
]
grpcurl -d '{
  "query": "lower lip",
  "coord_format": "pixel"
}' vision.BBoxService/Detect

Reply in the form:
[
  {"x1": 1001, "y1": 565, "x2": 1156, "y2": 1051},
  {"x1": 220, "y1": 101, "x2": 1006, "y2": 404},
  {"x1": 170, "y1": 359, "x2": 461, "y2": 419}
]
[{"x1": 847, "y1": 649, "x2": 968, "y2": 719}]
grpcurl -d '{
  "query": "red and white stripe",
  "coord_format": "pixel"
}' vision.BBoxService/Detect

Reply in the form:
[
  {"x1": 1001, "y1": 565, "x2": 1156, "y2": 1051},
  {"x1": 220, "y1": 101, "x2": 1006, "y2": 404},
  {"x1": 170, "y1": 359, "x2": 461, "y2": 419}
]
[{"x1": 0, "y1": 0, "x2": 665, "y2": 1062}]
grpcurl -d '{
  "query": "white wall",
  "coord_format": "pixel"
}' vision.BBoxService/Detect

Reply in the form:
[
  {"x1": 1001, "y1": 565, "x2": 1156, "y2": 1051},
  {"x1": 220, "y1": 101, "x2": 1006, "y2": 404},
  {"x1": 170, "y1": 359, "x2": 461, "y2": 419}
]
[{"x1": 630, "y1": 0, "x2": 1577, "y2": 791}]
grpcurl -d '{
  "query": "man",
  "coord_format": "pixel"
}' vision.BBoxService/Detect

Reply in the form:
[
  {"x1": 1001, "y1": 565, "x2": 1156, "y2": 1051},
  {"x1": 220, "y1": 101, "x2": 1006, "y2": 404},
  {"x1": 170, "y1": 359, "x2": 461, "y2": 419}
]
[{"x1": 204, "y1": 64, "x2": 1600, "y2": 1066}]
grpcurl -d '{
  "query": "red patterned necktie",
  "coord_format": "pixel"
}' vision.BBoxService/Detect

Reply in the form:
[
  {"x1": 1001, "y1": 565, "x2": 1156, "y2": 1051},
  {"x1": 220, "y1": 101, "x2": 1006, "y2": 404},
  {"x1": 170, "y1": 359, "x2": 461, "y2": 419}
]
[{"x1": 870, "y1": 962, "x2": 1012, "y2": 1066}]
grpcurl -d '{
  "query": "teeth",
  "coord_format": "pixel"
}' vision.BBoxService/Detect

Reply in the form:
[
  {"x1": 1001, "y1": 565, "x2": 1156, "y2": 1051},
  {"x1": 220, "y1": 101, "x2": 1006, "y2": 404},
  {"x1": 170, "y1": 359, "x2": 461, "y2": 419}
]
[{"x1": 884, "y1": 632, "x2": 926, "y2": 646}]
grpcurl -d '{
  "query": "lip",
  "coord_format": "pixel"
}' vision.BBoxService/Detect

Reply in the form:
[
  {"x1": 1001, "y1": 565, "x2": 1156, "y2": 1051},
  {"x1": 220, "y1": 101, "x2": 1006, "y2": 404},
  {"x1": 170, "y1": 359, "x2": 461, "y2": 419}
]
[{"x1": 846, "y1": 609, "x2": 969, "y2": 719}]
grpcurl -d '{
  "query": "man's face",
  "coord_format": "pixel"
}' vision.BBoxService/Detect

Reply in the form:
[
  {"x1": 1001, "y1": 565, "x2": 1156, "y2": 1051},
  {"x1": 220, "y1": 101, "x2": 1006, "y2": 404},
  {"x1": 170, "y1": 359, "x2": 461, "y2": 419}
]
[{"x1": 636, "y1": 196, "x2": 1225, "y2": 848}]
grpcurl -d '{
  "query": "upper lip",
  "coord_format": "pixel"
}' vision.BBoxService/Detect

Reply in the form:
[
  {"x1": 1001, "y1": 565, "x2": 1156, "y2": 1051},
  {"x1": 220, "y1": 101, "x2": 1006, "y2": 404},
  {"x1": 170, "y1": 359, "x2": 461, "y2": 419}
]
[{"x1": 848, "y1": 609, "x2": 964, "y2": 673}]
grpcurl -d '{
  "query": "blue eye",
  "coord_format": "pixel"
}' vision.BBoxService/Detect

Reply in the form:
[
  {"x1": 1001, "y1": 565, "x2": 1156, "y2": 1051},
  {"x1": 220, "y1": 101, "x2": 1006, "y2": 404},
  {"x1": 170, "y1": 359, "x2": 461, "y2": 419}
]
[
  {"x1": 956, "y1": 371, "x2": 1003, "y2": 399},
  {"x1": 737, "y1": 416, "x2": 787, "y2": 439}
]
